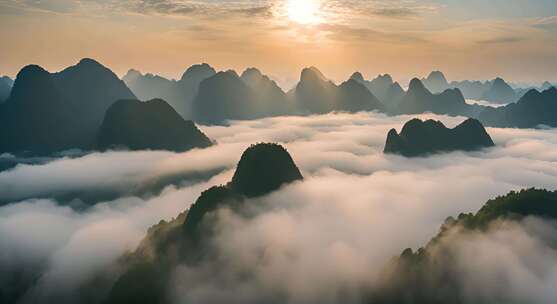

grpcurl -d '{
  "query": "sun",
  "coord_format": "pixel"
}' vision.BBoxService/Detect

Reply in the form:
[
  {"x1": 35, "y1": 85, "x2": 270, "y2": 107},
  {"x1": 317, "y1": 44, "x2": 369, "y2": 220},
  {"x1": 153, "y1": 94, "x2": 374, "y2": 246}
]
[{"x1": 287, "y1": 0, "x2": 321, "y2": 25}]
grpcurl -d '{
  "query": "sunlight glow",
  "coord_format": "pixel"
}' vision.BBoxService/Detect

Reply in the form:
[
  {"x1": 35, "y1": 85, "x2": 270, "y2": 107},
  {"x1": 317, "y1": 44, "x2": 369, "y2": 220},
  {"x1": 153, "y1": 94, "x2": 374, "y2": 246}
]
[{"x1": 287, "y1": 0, "x2": 321, "y2": 25}]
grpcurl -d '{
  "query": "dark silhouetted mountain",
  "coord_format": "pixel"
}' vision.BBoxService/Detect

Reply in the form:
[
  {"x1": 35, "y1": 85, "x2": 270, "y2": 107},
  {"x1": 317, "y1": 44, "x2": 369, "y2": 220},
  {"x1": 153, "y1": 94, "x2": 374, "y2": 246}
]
[
  {"x1": 193, "y1": 70, "x2": 258, "y2": 124},
  {"x1": 180, "y1": 63, "x2": 216, "y2": 83},
  {"x1": 295, "y1": 67, "x2": 338, "y2": 114},
  {"x1": 337, "y1": 79, "x2": 384, "y2": 112},
  {"x1": 480, "y1": 77, "x2": 516, "y2": 104},
  {"x1": 53, "y1": 58, "x2": 136, "y2": 132},
  {"x1": 123, "y1": 64, "x2": 216, "y2": 119},
  {"x1": 0, "y1": 76, "x2": 13, "y2": 103},
  {"x1": 97, "y1": 99, "x2": 212, "y2": 152},
  {"x1": 479, "y1": 87, "x2": 557, "y2": 128},
  {"x1": 104, "y1": 143, "x2": 302, "y2": 304},
  {"x1": 192, "y1": 68, "x2": 298, "y2": 124},
  {"x1": 0, "y1": 59, "x2": 136, "y2": 154},
  {"x1": 394, "y1": 78, "x2": 472, "y2": 116},
  {"x1": 241, "y1": 67, "x2": 294, "y2": 116},
  {"x1": 422, "y1": 71, "x2": 449, "y2": 93},
  {"x1": 177, "y1": 63, "x2": 217, "y2": 117},
  {"x1": 373, "y1": 188, "x2": 557, "y2": 304},
  {"x1": 295, "y1": 68, "x2": 384, "y2": 114},
  {"x1": 230, "y1": 143, "x2": 303, "y2": 197},
  {"x1": 351, "y1": 72, "x2": 396, "y2": 104},
  {"x1": 384, "y1": 118, "x2": 495, "y2": 157},
  {"x1": 0, "y1": 65, "x2": 84, "y2": 154}
]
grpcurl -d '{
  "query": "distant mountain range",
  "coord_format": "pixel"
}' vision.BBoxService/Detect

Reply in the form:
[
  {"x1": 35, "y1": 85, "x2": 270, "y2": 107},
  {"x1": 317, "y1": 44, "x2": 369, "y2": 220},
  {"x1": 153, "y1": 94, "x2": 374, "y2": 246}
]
[
  {"x1": 350, "y1": 72, "x2": 404, "y2": 106},
  {"x1": 0, "y1": 59, "x2": 211, "y2": 156},
  {"x1": 295, "y1": 67, "x2": 384, "y2": 114},
  {"x1": 421, "y1": 70, "x2": 553, "y2": 104},
  {"x1": 124, "y1": 64, "x2": 554, "y2": 127},
  {"x1": 194, "y1": 69, "x2": 296, "y2": 124},
  {"x1": 394, "y1": 78, "x2": 473, "y2": 116},
  {"x1": 123, "y1": 63, "x2": 216, "y2": 119},
  {"x1": 1, "y1": 59, "x2": 555, "y2": 156},
  {"x1": 384, "y1": 118, "x2": 495, "y2": 157},
  {"x1": 479, "y1": 87, "x2": 557, "y2": 128},
  {"x1": 104, "y1": 143, "x2": 303, "y2": 304}
]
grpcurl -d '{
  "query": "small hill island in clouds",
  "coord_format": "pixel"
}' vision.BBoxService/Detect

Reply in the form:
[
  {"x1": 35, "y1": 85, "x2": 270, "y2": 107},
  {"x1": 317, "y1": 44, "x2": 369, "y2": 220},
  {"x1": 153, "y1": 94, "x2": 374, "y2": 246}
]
[
  {"x1": 2, "y1": 1, "x2": 557, "y2": 304},
  {"x1": 384, "y1": 118, "x2": 495, "y2": 157}
]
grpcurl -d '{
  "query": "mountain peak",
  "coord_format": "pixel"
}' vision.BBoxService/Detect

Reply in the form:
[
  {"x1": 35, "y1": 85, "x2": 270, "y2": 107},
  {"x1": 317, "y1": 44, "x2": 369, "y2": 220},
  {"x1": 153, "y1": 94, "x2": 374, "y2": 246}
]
[
  {"x1": 122, "y1": 69, "x2": 142, "y2": 83},
  {"x1": 77, "y1": 58, "x2": 104, "y2": 68},
  {"x1": 180, "y1": 63, "x2": 216, "y2": 81},
  {"x1": 224, "y1": 69, "x2": 240, "y2": 78},
  {"x1": 241, "y1": 67, "x2": 263, "y2": 80},
  {"x1": 16, "y1": 64, "x2": 49, "y2": 79},
  {"x1": 492, "y1": 77, "x2": 508, "y2": 86},
  {"x1": 373, "y1": 74, "x2": 393, "y2": 83},
  {"x1": 408, "y1": 78, "x2": 427, "y2": 92},
  {"x1": 350, "y1": 72, "x2": 364, "y2": 82},
  {"x1": 0, "y1": 75, "x2": 13, "y2": 86},
  {"x1": 230, "y1": 143, "x2": 303, "y2": 198},
  {"x1": 426, "y1": 71, "x2": 447, "y2": 82},
  {"x1": 98, "y1": 98, "x2": 212, "y2": 152},
  {"x1": 385, "y1": 118, "x2": 494, "y2": 157},
  {"x1": 9, "y1": 65, "x2": 54, "y2": 102},
  {"x1": 300, "y1": 66, "x2": 327, "y2": 82}
]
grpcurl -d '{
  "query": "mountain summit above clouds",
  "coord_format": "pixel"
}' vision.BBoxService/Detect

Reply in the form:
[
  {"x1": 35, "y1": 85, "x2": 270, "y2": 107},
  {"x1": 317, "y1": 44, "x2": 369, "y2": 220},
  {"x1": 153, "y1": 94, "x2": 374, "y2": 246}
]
[
  {"x1": 105, "y1": 143, "x2": 303, "y2": 304},
  {"x1": 0, "y1": 59, "x2": 135, "y2": 155},
  {"x1": 384, "y1": 118, "x2": 495, "y2": 157},
  {"x1": 97, "y1": 98, "x2": 213, "y2": 152}
]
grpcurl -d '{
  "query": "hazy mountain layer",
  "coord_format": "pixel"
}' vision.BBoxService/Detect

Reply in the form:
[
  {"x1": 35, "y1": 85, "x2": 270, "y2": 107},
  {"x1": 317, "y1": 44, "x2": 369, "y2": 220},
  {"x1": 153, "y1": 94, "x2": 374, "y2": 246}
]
[
  {"x1": 296, "y1": 67, "x2": 384, "y2": 114},
  {"x1": 0, "y1": 76, "x2": 13, "y2": 103},
  {"x1": 123, "y1": 63, "x2": 216, "y2": 119},
  {"x1": 393, "y1": 78, "x2": 476, "y2": 116},
  {"x1": 479, "y1": 86, "x2": 557, "y2": 128}
]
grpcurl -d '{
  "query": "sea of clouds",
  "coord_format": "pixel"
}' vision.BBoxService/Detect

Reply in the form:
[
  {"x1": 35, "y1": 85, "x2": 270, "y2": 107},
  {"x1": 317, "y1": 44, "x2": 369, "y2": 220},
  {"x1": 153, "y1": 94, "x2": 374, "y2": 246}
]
[{"x1": 2, "y1": 111, "x2": 557, "y2": 303}]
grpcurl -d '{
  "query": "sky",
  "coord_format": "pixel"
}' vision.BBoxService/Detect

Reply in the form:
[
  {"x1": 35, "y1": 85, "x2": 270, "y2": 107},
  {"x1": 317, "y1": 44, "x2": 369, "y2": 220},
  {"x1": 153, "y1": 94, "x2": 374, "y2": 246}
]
[{"x1": 0, "y1": 0, "x2": 556, "y2": 87}]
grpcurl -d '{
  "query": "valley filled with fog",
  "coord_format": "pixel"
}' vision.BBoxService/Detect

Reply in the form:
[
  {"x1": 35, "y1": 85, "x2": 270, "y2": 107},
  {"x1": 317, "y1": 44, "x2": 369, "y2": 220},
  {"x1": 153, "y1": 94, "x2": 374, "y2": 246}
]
[{"x1": 3, "y1": 111, "x2": 557, "y2": 303}]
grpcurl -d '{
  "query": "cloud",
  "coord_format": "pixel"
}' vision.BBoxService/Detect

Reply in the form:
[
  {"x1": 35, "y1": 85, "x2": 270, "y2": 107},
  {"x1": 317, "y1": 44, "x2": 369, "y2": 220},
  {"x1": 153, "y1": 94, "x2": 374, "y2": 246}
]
[
  {"x1": 0, "y1": 144, "x2": 240, "y2": 205},
  {"x1": 372, "y1": 7, "x2": 417, "y2": 19},
  {"x1": 532, "y1": 15, "x2": 557, "y2": 31},
  {"x1": 125, "y1": 0, "x2": 273, "y2": 18},
  {"x1": 477, "y1": 36, "x2": 526, "y2": 45},
  {"x1": 316, "y1": 23, "x2": 426, "y2": 45},
  {"x1": 416, "y1": 217, "x2": 557, "y2": 303},
  {"x1": 2, "y1": 112, "x2": 557, "y2": 303}
]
